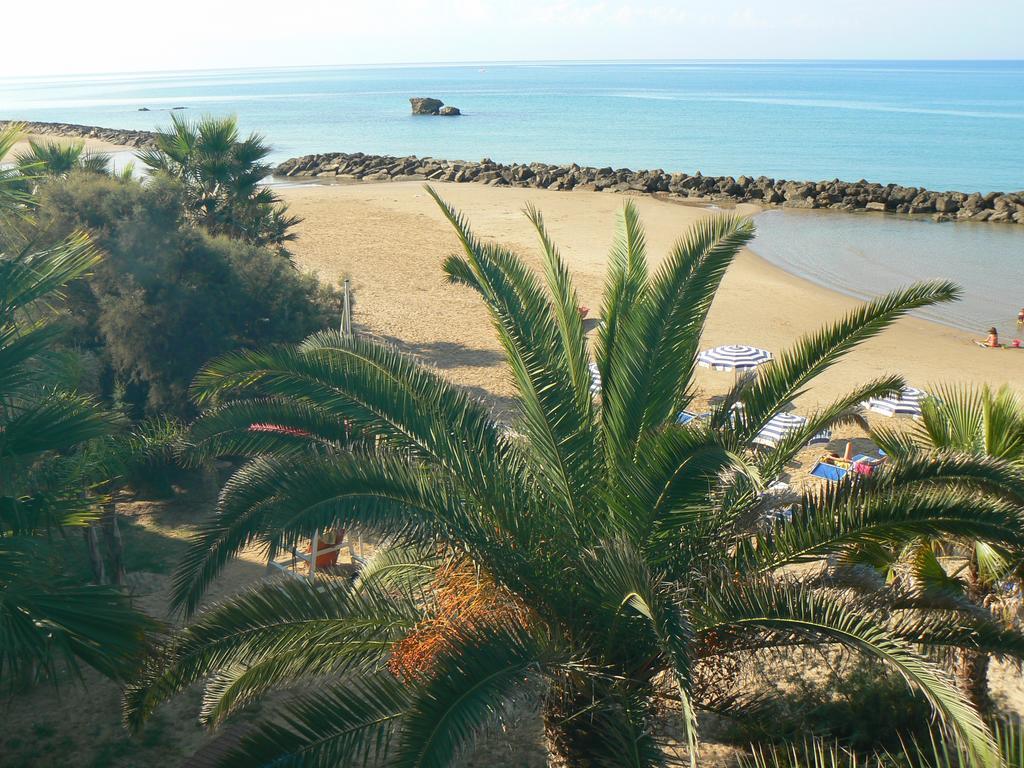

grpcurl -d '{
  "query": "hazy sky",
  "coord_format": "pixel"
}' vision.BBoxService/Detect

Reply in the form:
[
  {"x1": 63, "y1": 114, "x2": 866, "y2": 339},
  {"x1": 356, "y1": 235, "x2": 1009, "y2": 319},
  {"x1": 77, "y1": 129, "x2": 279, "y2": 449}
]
[{"x1": 5, "y1": 0, "x2": 1023, "y2": 77}]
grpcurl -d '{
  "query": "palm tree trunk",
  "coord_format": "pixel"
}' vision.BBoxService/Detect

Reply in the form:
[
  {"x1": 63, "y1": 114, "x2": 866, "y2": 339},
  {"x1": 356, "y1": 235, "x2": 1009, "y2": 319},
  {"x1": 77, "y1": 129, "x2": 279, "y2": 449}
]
[
  {"x1": 84, "y1": 524, "x2": 106, "y2": 585},
  {"x1": 957, "y1": 554, "x2": 993, "y2": 713},
  {"x1": 101, "y1": 501, "x2": 126, "y2": 586},
  {"x1": 956, "y1": 647, "x2": 992, "y2": 714},
  {"x1": 543, "y1": 690, "x2": 599, "y2": 768}
]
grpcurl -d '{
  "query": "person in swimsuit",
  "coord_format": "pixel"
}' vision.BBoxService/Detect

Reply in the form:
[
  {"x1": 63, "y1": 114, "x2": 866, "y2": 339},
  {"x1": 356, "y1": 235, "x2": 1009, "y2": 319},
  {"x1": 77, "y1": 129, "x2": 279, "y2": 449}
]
[{"x1": 978, "y1": 327, "x2": 1000, "y2": 348}]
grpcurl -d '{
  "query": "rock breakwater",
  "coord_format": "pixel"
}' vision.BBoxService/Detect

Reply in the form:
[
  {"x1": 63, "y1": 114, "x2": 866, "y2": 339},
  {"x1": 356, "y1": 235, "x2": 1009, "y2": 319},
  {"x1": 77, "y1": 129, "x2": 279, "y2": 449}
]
[
  {"x1": 275, "y1": 152, "x2": 1024, "y2": 225},
  {"x1": 0, "y1": 120, "x2": 157, "y2": 149}
]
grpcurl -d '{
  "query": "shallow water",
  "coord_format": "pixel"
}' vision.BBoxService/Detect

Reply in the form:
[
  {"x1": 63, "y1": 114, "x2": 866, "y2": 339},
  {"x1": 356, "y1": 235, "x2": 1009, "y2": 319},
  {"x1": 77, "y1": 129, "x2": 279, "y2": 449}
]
[
  {"x1": 2, "y1": 60, "x2": 1023, "y2": 192},
  {"x1": 750, "y1": 208, "x2": 1024, "y2": 334}
]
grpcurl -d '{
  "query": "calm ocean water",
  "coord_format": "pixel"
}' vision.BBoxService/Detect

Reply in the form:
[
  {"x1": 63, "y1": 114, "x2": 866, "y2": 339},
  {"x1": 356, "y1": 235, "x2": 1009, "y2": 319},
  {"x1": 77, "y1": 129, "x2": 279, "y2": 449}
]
[
  {"x1": 1, "y1": 61, "x2": 1022, "y2": 331},
  {"x1": 752, "y1": 209, "x2": 1024, "y2": 334}
]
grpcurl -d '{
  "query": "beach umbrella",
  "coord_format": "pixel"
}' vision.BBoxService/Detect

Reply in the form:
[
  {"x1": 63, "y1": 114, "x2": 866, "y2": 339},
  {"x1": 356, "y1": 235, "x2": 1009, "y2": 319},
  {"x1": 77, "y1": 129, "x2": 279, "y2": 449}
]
[
  {"x1": 752, "y1": 412, "x2": 807, "y2": 448},
  {"x1": 864, "y1": 386, "x2": 928, "y2": 418},
  {"x1": 752, "y1": 412, "x2": 833, "y2": 449},
  {"x1": 698, "y1": 344, "x2": 773, "y2": 383},
  {"x1": 588, "y1": 362, "x2": 602, "y2": 395},
  {"x1": 807, "y1": 428, "x2": 833, "y2": 446}
]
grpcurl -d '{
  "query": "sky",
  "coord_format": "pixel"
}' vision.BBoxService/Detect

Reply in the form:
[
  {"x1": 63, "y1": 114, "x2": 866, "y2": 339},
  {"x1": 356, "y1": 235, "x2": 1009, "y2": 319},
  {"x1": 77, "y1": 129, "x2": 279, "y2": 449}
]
[{"x1": 4, "y1": 0, "x2": 1023, "y2": 78}]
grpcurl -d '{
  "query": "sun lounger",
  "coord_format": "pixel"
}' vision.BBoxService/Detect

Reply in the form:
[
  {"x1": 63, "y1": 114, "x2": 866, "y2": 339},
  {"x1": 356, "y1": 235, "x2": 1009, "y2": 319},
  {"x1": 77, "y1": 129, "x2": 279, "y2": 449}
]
[
  {"x1": 675, "y1": 410, "x2": 710, "y2": 426},
  {"x1": 811, "y1": 461, "x2": 848, "y2": 482}
]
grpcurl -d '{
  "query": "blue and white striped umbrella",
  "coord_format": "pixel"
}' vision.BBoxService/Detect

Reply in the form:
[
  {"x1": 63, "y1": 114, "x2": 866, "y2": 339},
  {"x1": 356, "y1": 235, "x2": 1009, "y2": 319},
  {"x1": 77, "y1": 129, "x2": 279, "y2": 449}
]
[
  {"x1": 698, "y1": 344, "x2": 773, "y2": 372},
  {"x1": 807, "y1": 428, "x2": 833, "y2": 446},
  {"x1": 753, "y1": 412, "x2": 832, "y2": 448},
  {"x1": 589, "y1": 362, "x2": 602, "y2": 395},
  {"x1": 865, "y1": 387, "x2": 928, "y2": 418},
  {"x1": 753, "y1": 412, "x2": 807, "y2": 447}
]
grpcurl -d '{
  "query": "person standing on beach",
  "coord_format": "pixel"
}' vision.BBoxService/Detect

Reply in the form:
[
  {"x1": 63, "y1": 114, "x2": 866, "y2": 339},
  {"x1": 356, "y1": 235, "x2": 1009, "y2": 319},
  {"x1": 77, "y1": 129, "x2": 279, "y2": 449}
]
[{"x1": 1017, "y1": 308, "x2": 1024, "y2": 329}]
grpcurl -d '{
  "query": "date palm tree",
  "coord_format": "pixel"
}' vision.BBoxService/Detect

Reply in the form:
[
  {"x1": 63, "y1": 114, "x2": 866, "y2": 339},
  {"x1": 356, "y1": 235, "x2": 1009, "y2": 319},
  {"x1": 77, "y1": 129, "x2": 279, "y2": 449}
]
[
  {"x1": 0, "y1": 235, "x2": 156, "y2": 682},
  {"x1": 138, "y1": 114, "x2": 300, "y2": 248},
  {"x1": 871, "y1": 385, "x2": 1024, "y2": 713},
  {"x1": 125, "y1": 193, "x2": 1024, "y2": 768}
]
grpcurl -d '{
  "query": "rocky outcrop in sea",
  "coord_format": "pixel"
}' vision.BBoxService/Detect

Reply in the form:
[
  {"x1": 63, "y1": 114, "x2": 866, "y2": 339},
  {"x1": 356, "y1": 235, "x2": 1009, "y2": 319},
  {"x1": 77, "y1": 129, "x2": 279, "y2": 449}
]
[
  {"x1": 0, "y1": 120, "x2": 158, "y2": 149},
  {"x1": 274, "y1": 152, "x2": 1024, "y2": 224},
  {"x1": 409, "y1": 98, "x2": 461, "y2": 116}
]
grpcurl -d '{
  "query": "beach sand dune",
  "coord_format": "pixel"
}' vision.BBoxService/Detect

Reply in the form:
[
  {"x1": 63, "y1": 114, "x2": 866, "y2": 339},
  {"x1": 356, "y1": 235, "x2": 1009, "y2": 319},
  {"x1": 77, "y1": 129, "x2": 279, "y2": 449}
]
[{"x1": 279, "y1": 179, "x2": 1024, "y2": 418}]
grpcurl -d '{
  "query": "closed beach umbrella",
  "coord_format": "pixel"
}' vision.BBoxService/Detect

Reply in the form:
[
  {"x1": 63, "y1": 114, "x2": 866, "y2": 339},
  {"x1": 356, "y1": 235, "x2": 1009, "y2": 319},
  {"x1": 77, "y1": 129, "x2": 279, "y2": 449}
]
[
  {"x1": 753, "y1": 411, "x2": 807, "y2": 448},
  {"x1": 865, "y1": 387, "x2": 928, "y2": 418},
  {"x1": 589, "y1": 362, "x2": 602, "y2": 395}
]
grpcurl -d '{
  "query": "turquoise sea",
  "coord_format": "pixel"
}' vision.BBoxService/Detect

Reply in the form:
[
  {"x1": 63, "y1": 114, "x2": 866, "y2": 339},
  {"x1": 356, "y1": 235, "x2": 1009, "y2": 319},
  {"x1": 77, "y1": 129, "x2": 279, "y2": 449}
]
[{"x1": 2, "y1": 61, "x2": 1022, "y2": 331}]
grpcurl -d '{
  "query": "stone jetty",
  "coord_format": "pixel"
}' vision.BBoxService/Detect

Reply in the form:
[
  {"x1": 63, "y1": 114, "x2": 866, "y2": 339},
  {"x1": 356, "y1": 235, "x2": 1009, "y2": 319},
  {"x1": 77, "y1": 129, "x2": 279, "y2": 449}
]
[
  {"x1": 274, "y1": 151, "x2": 1024, "y2": 224},
  {"x1": 0, "y1": 120, "x2": 157, "y2": 149},
  {"x1": 4, "y1": 120, "x2": 1020, "y2": 224}
]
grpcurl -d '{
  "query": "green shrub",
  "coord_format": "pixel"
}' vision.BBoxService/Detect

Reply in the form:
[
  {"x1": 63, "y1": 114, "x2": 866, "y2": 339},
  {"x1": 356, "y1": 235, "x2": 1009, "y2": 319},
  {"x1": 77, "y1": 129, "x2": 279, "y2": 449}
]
[
  {"x1": 723, "y1": 658, "x2": 935, "y2": 755},
  {"x1": 15, "y1": 172, "x2": 339, "y2": 416}
]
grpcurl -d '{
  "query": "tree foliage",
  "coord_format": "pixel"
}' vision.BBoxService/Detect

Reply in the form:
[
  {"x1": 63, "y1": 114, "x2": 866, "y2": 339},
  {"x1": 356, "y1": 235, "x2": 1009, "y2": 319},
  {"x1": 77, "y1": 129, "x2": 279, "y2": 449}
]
[
  {"x1": 125, "y1": 193, "x2": 1023, "y2": 767},
  {"x1": 138, "y1": 114, "x2": 300, "y2": 249},
  {"x1": 0, "y1": 233, "x2": 156, "y2": 684},
  {"x1": 870, "y1": 385, "x2": 1024, "y2": 712},
  {"x1": 7, "y1": 171, "x2": 339, "y2": 415}
]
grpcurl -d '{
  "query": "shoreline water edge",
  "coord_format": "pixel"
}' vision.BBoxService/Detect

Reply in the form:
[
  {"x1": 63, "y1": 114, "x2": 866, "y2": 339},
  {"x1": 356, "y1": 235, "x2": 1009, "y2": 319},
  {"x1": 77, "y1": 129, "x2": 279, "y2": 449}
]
[{"x1": 4, "y1": 119, "x2": 1024, "y2": 226}]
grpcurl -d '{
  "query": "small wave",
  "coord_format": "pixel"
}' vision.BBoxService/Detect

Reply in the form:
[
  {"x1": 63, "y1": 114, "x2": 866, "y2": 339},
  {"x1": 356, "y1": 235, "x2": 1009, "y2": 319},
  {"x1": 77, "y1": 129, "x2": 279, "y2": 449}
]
[{"x1": 611, "y1": 91, "x2": 1024, "y2": 120}]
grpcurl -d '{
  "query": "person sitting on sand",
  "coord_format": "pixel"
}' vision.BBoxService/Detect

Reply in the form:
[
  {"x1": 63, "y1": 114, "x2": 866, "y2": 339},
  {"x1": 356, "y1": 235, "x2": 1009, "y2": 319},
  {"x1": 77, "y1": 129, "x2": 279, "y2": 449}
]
[{"x1": 976, "y1": 327, "x2": 1000, "y2": 348}]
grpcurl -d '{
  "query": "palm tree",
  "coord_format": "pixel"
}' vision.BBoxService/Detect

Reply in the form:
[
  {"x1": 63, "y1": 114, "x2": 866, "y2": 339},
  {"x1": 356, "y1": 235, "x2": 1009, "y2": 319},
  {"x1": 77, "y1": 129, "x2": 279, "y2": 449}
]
[
  {"x1": 871, "y1": 385, "x2": 1024, "y2": 713},
  {"x1": 125, "y1": 194, "x2": 1024, "y2": 768},
  {"x1": 15, "y1": 137, "x2": 112, "y2": 177},
  {"x1": 0, "y1": 123, "x2": 34, "y2": 214},
  {"x1": 0, "y1": 234, "x2": 156, "y2": 682},
  {"x1": 138, "y1": 114, "x2": 300, "y2": 248}
]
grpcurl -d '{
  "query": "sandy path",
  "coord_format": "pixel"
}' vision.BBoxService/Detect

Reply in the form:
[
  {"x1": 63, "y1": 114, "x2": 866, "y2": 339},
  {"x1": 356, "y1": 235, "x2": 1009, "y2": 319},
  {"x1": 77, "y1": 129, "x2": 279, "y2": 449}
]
[{"x1": 278, "y1": 179, "x2": 1024, "y2": 418}]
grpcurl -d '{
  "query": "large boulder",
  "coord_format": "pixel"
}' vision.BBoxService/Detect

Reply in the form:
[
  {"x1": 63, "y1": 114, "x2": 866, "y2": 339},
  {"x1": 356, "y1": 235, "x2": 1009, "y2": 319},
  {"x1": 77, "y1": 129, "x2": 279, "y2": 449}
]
[
  {"x1": 438, "y1": 105, "x2": 461, "y2": 116},
  {"x1": 410, "y1": 97, "x2": 444, "y2": 115}
]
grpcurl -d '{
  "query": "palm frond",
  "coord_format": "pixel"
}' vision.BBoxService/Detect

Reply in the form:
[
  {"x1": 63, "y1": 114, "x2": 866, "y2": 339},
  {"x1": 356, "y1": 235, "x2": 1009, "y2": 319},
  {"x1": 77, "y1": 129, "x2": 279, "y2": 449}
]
[
  {"x1": 124, "y1": 575, "x2": 417, "y2": 730},
  {"x1": 392, "y1": 622, "x2": 558, "y2": 768},
  {"x1": 734, "y1": 482, "x2": 1024, "y2": 574},
  {"x1": 701, "y1": 579, "x2": 1000, "y2": 768},
  {"x1": 732, "y1": 281, "x2": 959, "y2": 436},
  {"x1": 213, "y1": 675, "x2": 409, "y2": 768},
  {"x1": 429, "y1": 187, "x2": 596, "y2": 518},
  {"x1": 169, "y1": 451, "x2": 453, "y2": 615}
]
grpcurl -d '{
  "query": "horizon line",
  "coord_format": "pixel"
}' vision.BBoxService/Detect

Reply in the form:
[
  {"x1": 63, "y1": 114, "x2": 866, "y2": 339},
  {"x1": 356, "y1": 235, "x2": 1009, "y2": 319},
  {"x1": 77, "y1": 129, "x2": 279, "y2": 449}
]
[{"x1": 4, "y1": 56, "x2": 1023, "y2": 83}]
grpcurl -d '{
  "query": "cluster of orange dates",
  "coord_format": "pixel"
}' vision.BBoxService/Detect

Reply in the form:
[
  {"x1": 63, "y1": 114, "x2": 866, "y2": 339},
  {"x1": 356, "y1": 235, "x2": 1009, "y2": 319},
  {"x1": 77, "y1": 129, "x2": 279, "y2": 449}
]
[{"x1": 387, "y1": 560, "x2": 528, "y2": 682}]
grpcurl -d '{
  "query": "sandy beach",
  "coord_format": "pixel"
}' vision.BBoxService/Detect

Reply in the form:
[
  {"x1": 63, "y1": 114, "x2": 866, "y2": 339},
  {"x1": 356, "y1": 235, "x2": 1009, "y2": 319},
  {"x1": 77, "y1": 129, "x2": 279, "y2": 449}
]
[
  {"x1": 2, "y1": 132, "x2": 131, "y2": 162},
  {"x1": 4, "y1": 141, "x2": 1023, "y2": 765},
  {"x1": 277, "y1": 177, "x2": 1024, "y2": 718},
  {"x1": 277, "y1": 179, "x2": 1024, "y2": 419}
]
